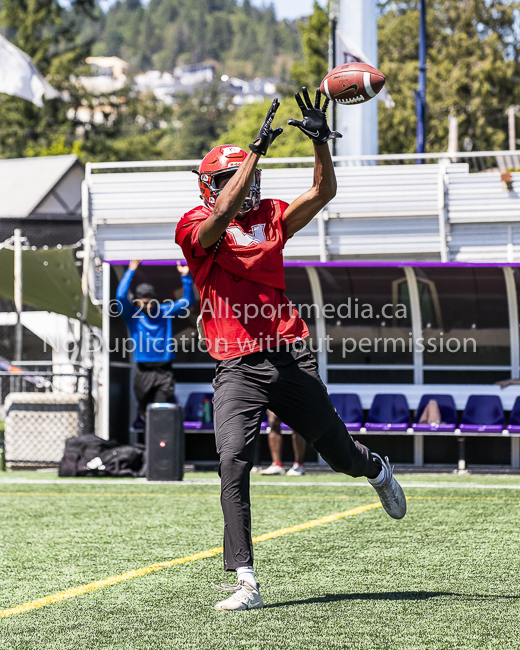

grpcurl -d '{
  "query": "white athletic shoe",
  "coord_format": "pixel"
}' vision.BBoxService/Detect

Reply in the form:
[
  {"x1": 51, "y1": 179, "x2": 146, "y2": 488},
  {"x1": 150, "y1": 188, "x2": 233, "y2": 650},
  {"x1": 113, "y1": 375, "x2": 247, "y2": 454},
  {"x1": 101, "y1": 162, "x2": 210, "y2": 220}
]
[
  {"x1": 368, "y1": 454, "x2": 407, "y2": 520},
  {"x1": 213, "y1": 580, "x2": 264, "y2": 611},
  {"x1": 259, "y1": 464, "x2": 285, "y2": 475},
  {"x1": 286, "y1": 463, "x2": 306, "y2": 476}
]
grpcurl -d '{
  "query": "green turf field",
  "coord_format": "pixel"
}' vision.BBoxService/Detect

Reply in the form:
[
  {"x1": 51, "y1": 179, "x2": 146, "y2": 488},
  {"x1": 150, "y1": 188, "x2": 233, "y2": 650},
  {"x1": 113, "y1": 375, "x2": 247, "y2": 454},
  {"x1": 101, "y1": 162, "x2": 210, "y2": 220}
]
[{"x1": 1, "y1": 472, "x2": 519, "y2": 649}]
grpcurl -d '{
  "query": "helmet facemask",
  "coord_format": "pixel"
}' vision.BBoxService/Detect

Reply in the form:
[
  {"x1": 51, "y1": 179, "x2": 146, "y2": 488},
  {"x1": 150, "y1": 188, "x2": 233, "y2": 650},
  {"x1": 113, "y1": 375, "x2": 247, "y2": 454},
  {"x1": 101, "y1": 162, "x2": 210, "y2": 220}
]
[{"x1": 198, "y1": 167, "x2": 261, "y2": 212}]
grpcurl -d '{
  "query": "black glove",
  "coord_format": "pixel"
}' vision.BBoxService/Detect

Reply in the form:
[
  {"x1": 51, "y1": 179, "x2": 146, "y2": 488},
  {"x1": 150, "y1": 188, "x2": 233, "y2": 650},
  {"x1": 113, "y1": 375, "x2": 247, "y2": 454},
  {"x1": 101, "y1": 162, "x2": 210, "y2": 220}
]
[
  {"x1": 288, "y1": 87, "x2": 342, "y2": 145},
  {"x1": 249, "y1": 98, "x2": 284, "y2": 156}
]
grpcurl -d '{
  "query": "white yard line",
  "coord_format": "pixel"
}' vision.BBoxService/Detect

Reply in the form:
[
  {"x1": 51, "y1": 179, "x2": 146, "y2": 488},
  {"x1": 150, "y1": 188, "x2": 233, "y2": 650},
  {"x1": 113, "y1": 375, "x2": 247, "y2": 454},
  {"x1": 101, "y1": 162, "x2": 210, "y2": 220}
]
[{"x1": 1, "y1": 477, "x2": 520, "y2": 488}]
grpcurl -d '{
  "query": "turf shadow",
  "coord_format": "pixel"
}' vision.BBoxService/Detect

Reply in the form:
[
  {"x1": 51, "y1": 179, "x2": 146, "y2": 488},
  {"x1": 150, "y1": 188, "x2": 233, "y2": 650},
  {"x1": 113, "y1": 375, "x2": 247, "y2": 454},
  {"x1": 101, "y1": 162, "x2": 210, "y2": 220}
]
[{"x1": 265, "y1": 591, "x2": 519, "y2": 608}]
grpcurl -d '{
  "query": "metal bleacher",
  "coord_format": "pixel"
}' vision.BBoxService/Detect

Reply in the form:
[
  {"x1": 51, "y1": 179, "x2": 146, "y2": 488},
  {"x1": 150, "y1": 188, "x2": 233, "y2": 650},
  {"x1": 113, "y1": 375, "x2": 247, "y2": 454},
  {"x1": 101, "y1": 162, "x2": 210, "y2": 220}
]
[
  {"x1": 448, "y1": 169, "x2": 520, "y2": 262},
  {"x1": 86, "y1": 151, "x2": 520, "y2": 263}
]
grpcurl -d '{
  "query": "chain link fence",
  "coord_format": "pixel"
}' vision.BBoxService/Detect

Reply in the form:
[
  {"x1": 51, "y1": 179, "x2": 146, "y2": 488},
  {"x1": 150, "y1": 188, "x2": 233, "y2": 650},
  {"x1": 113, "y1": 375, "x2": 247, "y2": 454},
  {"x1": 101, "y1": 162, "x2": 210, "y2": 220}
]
[{"x1": 0, "y1": 364, "x2": 94, "y2": 467}]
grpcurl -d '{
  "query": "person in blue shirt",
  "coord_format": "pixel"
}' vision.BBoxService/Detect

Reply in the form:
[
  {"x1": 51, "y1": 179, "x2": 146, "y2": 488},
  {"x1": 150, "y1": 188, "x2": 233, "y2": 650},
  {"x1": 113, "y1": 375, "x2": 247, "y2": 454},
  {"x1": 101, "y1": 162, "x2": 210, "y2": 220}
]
[{"x1": 116, "y1": 259, "x2": 196, "y2": 430}]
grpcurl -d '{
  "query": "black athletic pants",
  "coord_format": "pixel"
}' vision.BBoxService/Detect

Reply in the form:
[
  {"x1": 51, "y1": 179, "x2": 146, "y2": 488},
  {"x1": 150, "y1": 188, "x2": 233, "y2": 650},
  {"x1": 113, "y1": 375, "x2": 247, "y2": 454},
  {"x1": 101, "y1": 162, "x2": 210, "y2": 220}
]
[
  {"x1": 134, "y1": 363, "x2": 175, "y2": 417},
  {"x1": 212, "y1": 341, "x2": 380, "y2": 572}
]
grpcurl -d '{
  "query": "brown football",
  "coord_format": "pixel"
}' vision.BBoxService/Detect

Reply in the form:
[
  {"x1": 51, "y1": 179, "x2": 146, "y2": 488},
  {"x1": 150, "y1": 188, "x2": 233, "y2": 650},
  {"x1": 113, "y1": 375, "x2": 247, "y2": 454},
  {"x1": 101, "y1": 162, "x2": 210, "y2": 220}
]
[{"x1": 320, "y1": 63, "x2": 385, "y2": 105}]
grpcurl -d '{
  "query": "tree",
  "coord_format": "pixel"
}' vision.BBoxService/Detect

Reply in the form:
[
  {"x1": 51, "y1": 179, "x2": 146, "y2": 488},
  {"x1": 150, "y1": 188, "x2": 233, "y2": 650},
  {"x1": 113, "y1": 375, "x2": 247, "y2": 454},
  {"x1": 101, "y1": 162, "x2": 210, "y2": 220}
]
[
  {"x1": 80, "y1": 0, "x2": 302, "y2": 78},
  {"x1": 1, "y1": 0, "x2": 96, "y2": 69},
  {"x1": 0, "y1": 0, "x2": 194, "y2": 162},
  {"x1": 214, "y1": 97, "x2": 314, "y2": 158},
  {"x1": 157, "y1": 83, "x2": 232, "y2": 160},
  {"x1": 215, "y1": 1, "x2": 335, "y2": 158},
  {"x1": 284, "y1": 0, "x2": 520, "y2": 153},
  {"x1": 0, "y1": 0, "x2": 96, "y2": 159},
  {"x1": 78, "y1": 88, "x2": 176, "y2": 162},
  {"x1": 289, "y1": 1, "x2": 329, "y2": 92},
  {"x1": 0, "y1": 0, "x2": 301, "y2": 163},
  {"x1": 378, "y1": 0, "x2": 520, "y2": 153}
]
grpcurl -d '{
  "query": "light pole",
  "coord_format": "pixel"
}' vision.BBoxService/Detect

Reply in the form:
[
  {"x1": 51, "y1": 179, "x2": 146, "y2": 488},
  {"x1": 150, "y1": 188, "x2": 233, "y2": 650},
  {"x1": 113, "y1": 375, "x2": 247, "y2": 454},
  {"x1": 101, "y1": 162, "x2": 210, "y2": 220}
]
[
  {"x1": 329, "y1": 13, "x2": 337, "y2": 156},
  {"x1": 329, "y1": 1, "x2": 338, "y2": 157},
  {"x1": 14, "y1": 229, "x2": 23, "y2": 362},
  {"x1": 415, "y1": 0, "x2": 427, "y2": 162}
]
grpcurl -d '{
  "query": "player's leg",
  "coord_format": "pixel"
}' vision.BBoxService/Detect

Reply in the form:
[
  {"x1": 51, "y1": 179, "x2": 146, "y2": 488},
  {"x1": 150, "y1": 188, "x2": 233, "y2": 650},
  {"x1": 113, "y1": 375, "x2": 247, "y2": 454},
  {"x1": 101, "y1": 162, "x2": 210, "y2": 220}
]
[
  {"x1": 152, "y1": 366, "x2": 176, "y2": 403},
  {"x1": 286, "y1": 432, "x2": 306, "y2": 476},
  {"x1": 260, "y1": 410, "x2": 285, "y2": 475},
  {"x1": 268, "y1": 347, "x2": 377, "y2": 477},
  {"x1": 269, "y1": 345, "x2": 406, "y2": 519},
  {"x1": 418, "y1": 399, "x2": 441, "y2": 424},
  {"x1": 133, "y1": 364, "x2": 154, "y2": 429},
  {"x1": 212, "y1": 357, "x2": 270, "y2": 610},
  {"x1": 292, "y1": 433, "x2": 306, "y2": 464}
]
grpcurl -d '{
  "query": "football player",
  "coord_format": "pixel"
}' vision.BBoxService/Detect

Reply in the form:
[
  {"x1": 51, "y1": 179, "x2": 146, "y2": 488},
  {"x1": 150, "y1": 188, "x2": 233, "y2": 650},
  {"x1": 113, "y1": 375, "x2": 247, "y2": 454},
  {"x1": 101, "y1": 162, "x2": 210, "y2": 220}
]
[{"x1": 176, "y1": 88, "x2": 407, "y2": 611}]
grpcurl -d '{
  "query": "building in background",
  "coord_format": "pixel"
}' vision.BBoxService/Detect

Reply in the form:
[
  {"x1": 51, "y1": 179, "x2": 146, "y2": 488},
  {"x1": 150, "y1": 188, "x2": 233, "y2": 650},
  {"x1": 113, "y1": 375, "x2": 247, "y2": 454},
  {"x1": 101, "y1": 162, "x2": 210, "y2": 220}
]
[
  {"x1": 80, "y1": 56, "x2": 129, "y2": 94},
  {"x1": 0, "y1": 155, "x2": 84, "y2": 248},
  {"x1": 0, "y1": 155, "x2": 85, "y2": 364},
  {"x1": 78, "y1": 57, "x2": 278, "y2": 107}
]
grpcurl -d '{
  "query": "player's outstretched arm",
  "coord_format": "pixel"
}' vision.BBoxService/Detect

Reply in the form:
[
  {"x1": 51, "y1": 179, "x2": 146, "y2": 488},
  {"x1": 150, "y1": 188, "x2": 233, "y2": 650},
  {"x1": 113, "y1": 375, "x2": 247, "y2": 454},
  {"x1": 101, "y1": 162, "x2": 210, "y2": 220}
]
[
  {"x1": 198, "y1": 99, "x2": 283, "y2": 250},
  {"x1": 283, "y1": 88, "x2": 341, "y2": 237}
]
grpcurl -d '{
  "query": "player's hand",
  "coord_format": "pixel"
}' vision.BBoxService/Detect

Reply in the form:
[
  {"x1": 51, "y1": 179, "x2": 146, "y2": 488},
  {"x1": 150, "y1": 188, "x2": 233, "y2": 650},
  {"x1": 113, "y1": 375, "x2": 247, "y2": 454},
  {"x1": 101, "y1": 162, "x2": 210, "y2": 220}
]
[
  {"x1": 129, "y1": 260, "x2": 141, "y2": 271},
  {"x1": 288, "y1": 88, "x2": 342, "y2": 145},
  {"x1": 177, "y1": 263, "x2": 190, "y2": 276},
  {"x1": 249, "y1": 98, "x2": 284, "y2": 156}
]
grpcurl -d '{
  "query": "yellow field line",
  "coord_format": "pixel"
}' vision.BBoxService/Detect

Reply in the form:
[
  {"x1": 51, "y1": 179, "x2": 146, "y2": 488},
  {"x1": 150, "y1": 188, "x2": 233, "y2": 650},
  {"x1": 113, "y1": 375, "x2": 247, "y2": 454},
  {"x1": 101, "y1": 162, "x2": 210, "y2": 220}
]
[
  {"x1": 0, "y1": 502, "x2": 381, "y2": 619},
  {"x1": 251, "y1": 502, "x2": 381, "y2": 543}
]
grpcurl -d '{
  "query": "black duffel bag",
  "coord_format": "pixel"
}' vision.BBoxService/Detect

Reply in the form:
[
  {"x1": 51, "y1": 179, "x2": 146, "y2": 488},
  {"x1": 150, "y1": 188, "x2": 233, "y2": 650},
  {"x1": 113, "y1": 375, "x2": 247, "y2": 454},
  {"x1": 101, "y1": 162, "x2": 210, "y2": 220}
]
[
  {"x1": 59, "y1": 435, "x2": 145, "y2": 478},
  {"x1": 89, "y1": 444, "x2": 147, "y2": 478},
  {"x1": 59, "y1": 434, "x2": 117, "y2": 477}
]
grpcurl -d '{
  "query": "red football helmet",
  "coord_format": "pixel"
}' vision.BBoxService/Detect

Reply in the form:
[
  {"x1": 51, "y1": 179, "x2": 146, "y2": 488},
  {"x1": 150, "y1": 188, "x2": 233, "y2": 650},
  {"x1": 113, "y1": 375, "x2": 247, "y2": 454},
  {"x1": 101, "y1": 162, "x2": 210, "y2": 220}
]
[{"x1": 194, "y1": 144, "x2": 261, "y2": 211}]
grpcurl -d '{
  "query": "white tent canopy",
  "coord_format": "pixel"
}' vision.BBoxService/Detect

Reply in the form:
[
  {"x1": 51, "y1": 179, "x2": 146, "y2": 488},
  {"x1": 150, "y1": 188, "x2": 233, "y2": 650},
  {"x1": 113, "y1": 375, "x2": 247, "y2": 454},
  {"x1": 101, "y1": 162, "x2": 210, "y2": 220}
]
[{"x1": 0, "y1": 155, "x2": 84, "y2": 220}]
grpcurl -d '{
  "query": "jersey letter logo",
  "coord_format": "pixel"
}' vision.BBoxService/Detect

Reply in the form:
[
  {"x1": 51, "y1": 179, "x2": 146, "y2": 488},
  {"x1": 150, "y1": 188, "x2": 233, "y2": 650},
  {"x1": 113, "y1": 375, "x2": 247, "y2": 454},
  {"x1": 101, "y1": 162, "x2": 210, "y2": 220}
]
[{"x1": 227, "y1": 224, "x2": 266, "y2": 246}]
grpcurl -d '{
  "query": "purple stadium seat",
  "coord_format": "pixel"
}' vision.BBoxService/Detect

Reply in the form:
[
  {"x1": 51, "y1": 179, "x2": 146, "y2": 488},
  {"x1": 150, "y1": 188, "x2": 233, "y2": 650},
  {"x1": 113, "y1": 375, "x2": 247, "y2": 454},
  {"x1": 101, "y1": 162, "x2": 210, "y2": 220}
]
[
  {"x1": 330, "y1": 393, "x2": 363, "y2": 431},
  {"x1": 365, "y1": 394, "x2": 410, "y2": 431},
  {"x1": 184, "y1": 392, "x2": 214, "y2": 430},
  {"x1": 459, "y1": 395, "x2": 504, "y2": 433},
  {"x1": 507, "y1": 396, "x2": 520, "y2": 433},
  {"x1": 412, "y1": 394, "x2": 457, "y2": 433}
]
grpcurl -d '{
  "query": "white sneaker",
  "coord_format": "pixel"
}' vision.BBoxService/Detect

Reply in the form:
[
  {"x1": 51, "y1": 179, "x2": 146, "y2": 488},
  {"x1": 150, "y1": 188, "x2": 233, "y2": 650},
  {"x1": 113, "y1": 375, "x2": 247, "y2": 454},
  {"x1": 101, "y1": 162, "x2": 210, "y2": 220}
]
[
  {"x1": 213, "y1": 580, "x2": 264, "y2": 611},
  {"x1": 368, "y1": 454, "x2": 407, "y2": 519},
  {"x1": 259, "y1": 464, "x2": 285, "y2": 475},
  {"x1": 286, "y1": 463, "x2": 305, "y2": 476}
]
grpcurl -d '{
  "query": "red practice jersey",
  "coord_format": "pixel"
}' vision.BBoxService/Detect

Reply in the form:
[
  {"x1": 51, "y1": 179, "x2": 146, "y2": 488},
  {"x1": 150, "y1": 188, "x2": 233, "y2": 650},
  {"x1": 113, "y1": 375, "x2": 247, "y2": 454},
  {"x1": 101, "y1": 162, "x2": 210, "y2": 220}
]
[{"x1": 175, "y1": 199, "x2": 309, "y2": 360}]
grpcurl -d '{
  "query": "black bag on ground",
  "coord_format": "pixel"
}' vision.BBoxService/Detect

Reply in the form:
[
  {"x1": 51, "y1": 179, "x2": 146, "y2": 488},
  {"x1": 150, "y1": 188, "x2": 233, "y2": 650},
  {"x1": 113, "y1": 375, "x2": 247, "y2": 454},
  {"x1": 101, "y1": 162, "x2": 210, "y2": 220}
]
[
  {"x1": 95, "y1": 444, "x2": 146, "y2": 478},
  {"x1": 59, "y1": 435, "x2": 146, "y2": 478},
  {"x1": 58, "y1": 434, "x2": 117, "y2": 477}
]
